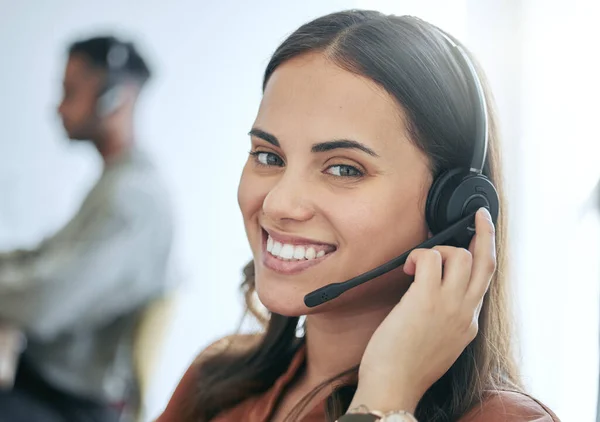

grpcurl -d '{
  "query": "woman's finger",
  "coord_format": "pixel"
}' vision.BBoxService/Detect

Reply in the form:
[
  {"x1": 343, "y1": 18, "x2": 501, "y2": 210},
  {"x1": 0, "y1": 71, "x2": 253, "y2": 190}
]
[
  {"x1": 433, "y1": 246, "x2": 473, "y2": 296},
  {"x1": 404, "y1": 249, "x2": 443, "y2": 291},
  {"x1": 466, "y1": 207, "x2": 497, "y2": 305}
]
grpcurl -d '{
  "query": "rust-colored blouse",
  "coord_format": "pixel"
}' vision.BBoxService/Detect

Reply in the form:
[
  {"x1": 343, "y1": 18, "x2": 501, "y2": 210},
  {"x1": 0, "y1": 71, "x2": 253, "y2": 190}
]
[{"x1": 157, "y1": 344, "x2": 560, "y2": 422}]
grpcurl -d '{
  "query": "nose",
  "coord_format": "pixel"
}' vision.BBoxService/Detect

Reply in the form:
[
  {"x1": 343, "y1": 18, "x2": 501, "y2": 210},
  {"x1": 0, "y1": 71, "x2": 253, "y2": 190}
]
[{"x1": 262, "y1": 170, "x2": 315, "y2": 224}]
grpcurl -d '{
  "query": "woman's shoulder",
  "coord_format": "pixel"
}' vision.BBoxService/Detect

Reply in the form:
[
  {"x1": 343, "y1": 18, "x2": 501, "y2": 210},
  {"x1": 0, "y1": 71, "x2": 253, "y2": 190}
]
[
  {"x1": 459, "y1": 390, "x2": 560, "y2": 422},
  {"x1": 176, "y1": 333, "x2": 261, "y2": 389},
  {"x1": 190, "y1": 333, "x2": 261, "y2": 366},
  {"x1": 155, "y1": 334, "x2": 261, "y2": 422}
]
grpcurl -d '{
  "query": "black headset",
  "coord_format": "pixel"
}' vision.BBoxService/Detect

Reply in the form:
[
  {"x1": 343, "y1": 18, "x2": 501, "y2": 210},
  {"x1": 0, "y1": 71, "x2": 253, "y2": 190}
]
[
  {"x1": 304, "y1": 29, "x2": 500, "y2": 308},
  {"x1": 96, "y1": 39, "x2": 130, "y2": 117},
  {"x1": 424, "y1": 30, "x2": 499, "y2": 247}
]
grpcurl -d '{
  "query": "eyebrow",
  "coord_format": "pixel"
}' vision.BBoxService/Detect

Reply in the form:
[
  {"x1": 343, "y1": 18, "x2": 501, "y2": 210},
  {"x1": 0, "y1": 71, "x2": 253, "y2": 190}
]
[
  {"x1": 248, "y1": 128, "x2": 280, "y2": 147},
  {"x1": 311, "y1": 140, "x2": 379, "y2": 157},
  {"x1": 248, "y1": 128, "x2": 379, "y2": 157}
]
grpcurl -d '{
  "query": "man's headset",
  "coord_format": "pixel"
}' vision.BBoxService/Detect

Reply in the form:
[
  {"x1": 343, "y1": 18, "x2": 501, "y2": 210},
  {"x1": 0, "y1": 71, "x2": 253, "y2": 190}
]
[
  {"x1": 304, "y1": 30, "x2": 500, "y2": 308},
  {"x1": 96, "y1": 40, "x2": 131, "y2": 117}
]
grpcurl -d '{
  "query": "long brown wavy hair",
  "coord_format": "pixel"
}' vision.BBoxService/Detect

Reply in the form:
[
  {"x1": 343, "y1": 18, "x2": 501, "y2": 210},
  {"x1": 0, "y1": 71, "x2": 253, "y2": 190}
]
[{"x1": 183, "y1": 10, "x2": 522, "y2": 422}]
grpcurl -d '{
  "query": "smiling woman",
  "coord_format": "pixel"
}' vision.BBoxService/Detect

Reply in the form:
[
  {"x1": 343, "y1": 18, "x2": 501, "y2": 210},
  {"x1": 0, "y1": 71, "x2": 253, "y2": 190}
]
[
  {"x1": 156, "y1": 9, "x2": 559, "y2": 422},
  {"x1": 240, "y1": 51, "x2": 432, "y2": 317}
]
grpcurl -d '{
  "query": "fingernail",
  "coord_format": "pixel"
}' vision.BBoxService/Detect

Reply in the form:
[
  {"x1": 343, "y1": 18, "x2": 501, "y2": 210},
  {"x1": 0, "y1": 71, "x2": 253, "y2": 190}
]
[{"x1": 478, "y1": 207, "x2": 491, "y2": 220}]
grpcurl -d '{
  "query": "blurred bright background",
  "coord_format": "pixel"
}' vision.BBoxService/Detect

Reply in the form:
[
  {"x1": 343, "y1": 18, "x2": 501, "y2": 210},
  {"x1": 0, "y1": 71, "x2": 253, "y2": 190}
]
[{"x1": 1, "y1": 0, "x2": 599, "y2": 421}]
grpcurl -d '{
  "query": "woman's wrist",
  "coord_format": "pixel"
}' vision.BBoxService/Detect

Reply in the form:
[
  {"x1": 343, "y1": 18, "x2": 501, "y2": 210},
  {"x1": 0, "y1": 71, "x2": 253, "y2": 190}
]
[{"x1": 349, "y1": 381, "x2": 421, "y2": 415}]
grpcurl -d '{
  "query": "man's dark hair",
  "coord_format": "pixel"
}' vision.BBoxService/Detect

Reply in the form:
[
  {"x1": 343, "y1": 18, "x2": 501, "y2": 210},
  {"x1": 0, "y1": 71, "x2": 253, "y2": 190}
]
[{"x1": 68, "y1": 35, "x2": 151, "y2": 86}]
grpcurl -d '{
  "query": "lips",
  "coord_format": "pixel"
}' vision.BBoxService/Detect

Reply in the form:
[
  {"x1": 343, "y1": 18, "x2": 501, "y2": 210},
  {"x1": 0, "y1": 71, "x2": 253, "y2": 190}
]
[{"x1": 261, "y1": 228, "x2": 336, "y2": 275}]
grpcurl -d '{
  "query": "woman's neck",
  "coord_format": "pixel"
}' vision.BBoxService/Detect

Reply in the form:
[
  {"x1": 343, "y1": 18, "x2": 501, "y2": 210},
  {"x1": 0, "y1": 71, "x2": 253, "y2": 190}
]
[{"x1": 302, "y1": 302, "x2": 397, "y2": 386}]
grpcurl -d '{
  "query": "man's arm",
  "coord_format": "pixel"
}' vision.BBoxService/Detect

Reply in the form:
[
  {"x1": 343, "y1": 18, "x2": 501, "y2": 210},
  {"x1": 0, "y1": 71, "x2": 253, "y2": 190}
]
[{"x1": 0, "y1": 178, "x2": 173, "y2": 341}]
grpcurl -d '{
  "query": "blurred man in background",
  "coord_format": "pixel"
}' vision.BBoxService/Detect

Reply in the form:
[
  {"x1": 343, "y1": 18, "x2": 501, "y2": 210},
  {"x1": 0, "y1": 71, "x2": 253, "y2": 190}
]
[{"x1": 0, "y1": 36, "x2": 174, "y2": 421}]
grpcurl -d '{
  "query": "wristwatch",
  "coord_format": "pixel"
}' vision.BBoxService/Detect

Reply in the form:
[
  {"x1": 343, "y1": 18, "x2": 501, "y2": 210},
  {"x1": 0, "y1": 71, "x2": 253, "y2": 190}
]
[
  {"x1": 337, "y1": 410, "x2": 418, "y2": 422},
  {"x1": 337, "y1": 415, "x2": 379, "y2": 422}
]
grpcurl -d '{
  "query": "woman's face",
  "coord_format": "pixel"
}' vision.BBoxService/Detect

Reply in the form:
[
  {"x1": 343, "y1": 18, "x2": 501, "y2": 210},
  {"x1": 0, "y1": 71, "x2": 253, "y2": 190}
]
[{"x1": 238, "y1": 53, "x2": 432, "y2": 315}]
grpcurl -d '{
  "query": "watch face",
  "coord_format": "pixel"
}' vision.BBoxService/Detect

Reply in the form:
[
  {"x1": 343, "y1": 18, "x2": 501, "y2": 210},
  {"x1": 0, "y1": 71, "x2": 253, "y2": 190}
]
[{"x1": 381, "y1": 415, "x2": 410, "y2": 422}]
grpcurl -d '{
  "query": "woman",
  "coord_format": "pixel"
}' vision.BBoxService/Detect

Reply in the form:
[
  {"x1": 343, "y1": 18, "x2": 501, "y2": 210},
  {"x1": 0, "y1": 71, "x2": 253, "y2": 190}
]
[{"x1": 158, "y1": 10, "x2": 559, "y2": 422}]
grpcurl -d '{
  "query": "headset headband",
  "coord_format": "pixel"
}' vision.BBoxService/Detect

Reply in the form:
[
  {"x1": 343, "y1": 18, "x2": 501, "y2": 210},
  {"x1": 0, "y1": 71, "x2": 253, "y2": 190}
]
[{"x1": 436, "y1": 31, "x2": 488, "y2": 174}]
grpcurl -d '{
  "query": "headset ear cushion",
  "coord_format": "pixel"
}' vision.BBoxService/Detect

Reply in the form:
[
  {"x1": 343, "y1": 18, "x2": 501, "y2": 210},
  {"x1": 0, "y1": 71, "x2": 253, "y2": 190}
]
[
  {"x1": 426, "y1": 169, "x2": 500, "y2": 239},
  {"x1": 97, "y1": 86, "x2": 124, "y2": 117},
  {"x1": 426, "y1": 168, "x2": 465, "y2": 235}
]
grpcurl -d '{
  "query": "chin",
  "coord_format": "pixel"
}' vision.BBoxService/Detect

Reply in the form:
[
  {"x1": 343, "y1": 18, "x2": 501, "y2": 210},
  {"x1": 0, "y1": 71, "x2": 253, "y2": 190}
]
[
  {"x1": 254, "y1": 279, "x2": 308, "y2": 317},
  {"x1": 63, "y1": 128, "x2": 86, "y2": 141}
]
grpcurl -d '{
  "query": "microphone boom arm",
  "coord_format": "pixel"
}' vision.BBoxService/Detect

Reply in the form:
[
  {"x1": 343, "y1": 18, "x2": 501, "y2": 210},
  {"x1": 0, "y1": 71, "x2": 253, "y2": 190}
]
[{"x1": 304, "y1": 212, "x2": 477, "y2": 308}]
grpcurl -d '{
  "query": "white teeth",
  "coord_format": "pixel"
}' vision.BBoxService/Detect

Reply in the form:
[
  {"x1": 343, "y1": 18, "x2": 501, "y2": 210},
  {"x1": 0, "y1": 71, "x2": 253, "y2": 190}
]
[
  {"x1": 280, "y1": 244, "x2": 295, "y2": 259},
  {"x1": 266, "y1": 234, "x2": 331, "y2": 261},
  {"x1": 293, "y1": 246, "x2": 305, "y2": 259}
]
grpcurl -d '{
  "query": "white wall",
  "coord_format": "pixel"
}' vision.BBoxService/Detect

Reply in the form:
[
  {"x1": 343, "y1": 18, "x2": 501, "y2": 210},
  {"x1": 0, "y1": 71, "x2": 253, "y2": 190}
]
[
  {"x1": 517, "y1": 1, "x2": 600, "y2": 420},
  {"x1": 0, "y1": 0, "x2": 357, "y2": 419},
  {"x1": 1, "y1": 1, "x2": 597, "y2": 421}
]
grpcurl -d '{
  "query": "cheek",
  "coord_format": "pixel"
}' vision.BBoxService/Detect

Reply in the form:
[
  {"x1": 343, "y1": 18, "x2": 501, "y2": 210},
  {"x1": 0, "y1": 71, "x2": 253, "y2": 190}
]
[
  {"x1": 312, "y1": 185, "x2": 428, "y2": 309},
  {"x1": 65, "y1": 98, "x2": 94, "y2": 123},
  {"x1": 238, "y1": 166, "x2": 261, "y2": 218},
  {"x1": 334, "y1": 183, "x2": 429, "y2": 270},
  {"x1": 237, "y1": 165, "x2": 268, "y2": 246}
]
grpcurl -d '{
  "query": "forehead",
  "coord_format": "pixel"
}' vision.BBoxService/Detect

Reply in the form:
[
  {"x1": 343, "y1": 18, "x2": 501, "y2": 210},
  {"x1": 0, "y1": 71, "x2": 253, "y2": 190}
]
[
  {"x1": 256, "y1": 53, "x2": 408, "y2": 147},
  {"x1": 64, "y1": 54, "x2": 99, "y2": 84}
]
